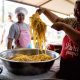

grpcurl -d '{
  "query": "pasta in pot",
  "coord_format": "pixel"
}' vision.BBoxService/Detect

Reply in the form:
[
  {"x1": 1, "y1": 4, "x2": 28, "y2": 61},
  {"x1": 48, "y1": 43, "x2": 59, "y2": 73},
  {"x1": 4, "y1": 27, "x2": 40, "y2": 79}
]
[
  {"x1": 9, "y1": 53, "x2": 53, "y2": 62},
  {"x1": 10, "y1": 54, "x2": 32, "y2": 61},
  {"x1": 29, "y1": 54, "x2": 52, "y2": 61}
]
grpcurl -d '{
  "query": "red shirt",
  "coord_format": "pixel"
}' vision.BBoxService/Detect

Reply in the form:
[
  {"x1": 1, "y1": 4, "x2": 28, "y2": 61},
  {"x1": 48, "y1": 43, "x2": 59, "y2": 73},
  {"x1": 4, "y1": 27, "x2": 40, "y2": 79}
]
[{"x1": 61, "y1": 27, "x2": 80, "y2": 60}]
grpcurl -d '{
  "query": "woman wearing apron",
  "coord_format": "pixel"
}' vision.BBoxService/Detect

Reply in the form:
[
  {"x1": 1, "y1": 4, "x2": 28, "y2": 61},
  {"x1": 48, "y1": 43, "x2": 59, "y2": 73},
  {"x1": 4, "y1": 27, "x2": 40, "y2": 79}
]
[{"x1": 8, "y1": 7, "x2": 31, "y2": 49}]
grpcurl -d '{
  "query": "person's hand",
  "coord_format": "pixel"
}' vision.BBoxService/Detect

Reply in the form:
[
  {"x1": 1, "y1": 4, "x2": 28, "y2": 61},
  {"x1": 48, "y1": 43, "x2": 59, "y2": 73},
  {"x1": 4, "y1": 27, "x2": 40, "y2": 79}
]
[
  {"x1": 47, "y1": 44, "x2": 54, "y2": 51},
  {"x1": 36, "y1": 8, "x2": 45, "y2": 15},
  {"x1": 51, "y1": 22, "x2": 66, "y2": 31}
]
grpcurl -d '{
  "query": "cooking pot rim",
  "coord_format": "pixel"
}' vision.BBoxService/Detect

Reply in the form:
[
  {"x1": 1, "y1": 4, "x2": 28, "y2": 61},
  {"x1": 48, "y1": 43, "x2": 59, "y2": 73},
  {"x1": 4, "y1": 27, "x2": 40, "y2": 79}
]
[{"x1": 0, "y1": 48, "x2": 60, "y2": 63}]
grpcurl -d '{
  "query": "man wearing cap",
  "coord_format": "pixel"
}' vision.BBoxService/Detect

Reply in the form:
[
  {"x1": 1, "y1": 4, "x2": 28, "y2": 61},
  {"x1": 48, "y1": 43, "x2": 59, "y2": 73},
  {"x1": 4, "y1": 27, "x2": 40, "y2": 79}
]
[
  {"x1": 8, "y1": 7, "x2": 31, "y2": 49},
  {"x1": 37, "y1": 0, "x2": 80, "y2": 79}
]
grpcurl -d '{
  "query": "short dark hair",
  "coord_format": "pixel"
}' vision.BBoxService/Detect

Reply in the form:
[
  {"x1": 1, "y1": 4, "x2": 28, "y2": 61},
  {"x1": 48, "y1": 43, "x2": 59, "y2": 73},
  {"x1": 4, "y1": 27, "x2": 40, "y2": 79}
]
[{"x1": 76, "y1": 1, "x2": 80, "y2": 4}]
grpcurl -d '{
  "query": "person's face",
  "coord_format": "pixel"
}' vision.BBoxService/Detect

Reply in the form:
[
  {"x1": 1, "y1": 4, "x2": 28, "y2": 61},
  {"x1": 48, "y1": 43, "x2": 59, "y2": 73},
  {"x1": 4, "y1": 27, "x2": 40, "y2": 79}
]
[
  {"x1": 8, "y1": 15, "x2": 12, "y2": 21},
  {"x1": 17, "y1": 13, "x2": 25, "y2": 22},
  {"x1": 74, "y1": 2, "x2": 80, "y2": 21}
]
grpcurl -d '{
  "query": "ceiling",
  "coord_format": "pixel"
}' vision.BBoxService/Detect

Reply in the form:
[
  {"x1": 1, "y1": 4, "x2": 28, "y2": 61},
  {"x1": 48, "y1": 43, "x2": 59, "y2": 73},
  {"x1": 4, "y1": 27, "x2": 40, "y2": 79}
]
[{"x1": 7, "y1": 0, "x2": 77, "y2": 16}]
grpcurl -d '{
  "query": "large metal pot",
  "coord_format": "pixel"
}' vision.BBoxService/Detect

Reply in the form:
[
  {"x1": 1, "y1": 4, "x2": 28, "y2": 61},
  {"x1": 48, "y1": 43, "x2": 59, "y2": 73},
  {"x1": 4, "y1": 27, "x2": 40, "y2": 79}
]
[{"x1": 0, "y1": 48, "x2": 60, "y2": 75}]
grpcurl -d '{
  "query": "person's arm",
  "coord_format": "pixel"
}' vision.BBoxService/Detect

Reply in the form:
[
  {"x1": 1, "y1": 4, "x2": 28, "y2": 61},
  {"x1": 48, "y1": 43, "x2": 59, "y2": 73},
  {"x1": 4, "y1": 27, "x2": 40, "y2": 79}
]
[
  {"x1": 7, "y1": 24, "x2": 15, "y2": 49},
  {"x1": 7, "y1": 38, "x2": 13, "y2": 49},
  {"x1": 1, "y1": 30, "x2": 5, "y2": 44},
  {"x1": 36, "y1": 8, "x2": 63, "y2": 23},
  {"x1": 63, "y1": 24, "x2": 80, "y2": 44},
  {"x1": 51, "y1": 22, "x2": 80, "y2": 44}
]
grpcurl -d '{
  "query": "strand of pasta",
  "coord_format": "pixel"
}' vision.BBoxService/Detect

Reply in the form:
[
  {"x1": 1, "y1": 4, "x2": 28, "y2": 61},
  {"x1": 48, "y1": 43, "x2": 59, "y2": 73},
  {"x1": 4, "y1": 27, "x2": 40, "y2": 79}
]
[{"x1": 30, "y1": 12, "x2": 47, "y2": 52}]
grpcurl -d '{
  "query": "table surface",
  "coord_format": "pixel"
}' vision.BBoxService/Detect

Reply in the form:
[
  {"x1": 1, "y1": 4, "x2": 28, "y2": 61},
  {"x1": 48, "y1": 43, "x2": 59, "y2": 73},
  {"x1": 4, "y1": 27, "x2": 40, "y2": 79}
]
[{"x1": 0, "y1": 58, "x2": 61, "y2": 80}]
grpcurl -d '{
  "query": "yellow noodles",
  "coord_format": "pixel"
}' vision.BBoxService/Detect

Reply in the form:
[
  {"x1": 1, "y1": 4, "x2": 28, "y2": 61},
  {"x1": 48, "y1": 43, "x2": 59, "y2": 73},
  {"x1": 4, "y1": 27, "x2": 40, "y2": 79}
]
[
  {"x1": 9, "y1": 53, "x2": 52, "y2": 62},
  {"x1": 29, "y1": 54, "x2": 52, "y2": 61},
  {"x1": 10, "y1": 54, "x2": 32, "y2": 61},
  {"x1": 30, "y1": 13, "x2": 47, "y2": 50}
]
